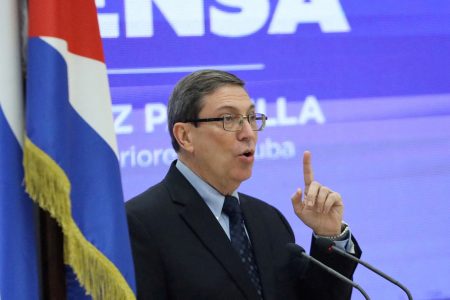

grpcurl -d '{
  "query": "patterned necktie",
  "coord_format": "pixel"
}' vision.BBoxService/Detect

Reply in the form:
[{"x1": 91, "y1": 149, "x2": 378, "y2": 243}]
[{"x1": 222, "y1": 195, "x2": 263, "y2": 298}]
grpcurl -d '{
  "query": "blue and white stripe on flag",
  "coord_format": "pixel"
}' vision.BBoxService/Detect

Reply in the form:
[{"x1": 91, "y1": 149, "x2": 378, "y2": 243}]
[
  {"x1": 24, "y1": 0, "x2": 136, "y2": 299},
  {"x1": 0, "y1": 1, "x2": 40, "y2": 299}
]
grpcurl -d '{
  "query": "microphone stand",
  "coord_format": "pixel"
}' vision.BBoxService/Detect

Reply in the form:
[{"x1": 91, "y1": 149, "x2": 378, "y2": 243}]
[
  {"x1": 317, "y1": 238, "x2": 413, "y2": 300},
  {"x1": 286, "y1": 243, "x2": 370, "y2": 300}
]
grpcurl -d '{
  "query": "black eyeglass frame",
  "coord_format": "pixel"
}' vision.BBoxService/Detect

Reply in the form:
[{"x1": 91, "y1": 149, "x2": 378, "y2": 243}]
[{"x1": 184, "y1": 113, "x2": 268, "y2": 132}]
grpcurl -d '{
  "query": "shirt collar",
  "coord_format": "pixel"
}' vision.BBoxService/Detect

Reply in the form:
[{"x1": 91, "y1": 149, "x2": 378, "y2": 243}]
[{"x1": 176, "y1": 160, "x2": 239, "y2": 219}]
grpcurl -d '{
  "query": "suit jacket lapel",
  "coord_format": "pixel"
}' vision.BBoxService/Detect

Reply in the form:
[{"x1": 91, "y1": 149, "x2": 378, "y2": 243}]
[
  {"x1": 163, "y1": 163, "x2": 260, "y2": 300},
  {"x1": 240, "y1": 196, "x2": 276, "y2": 300}
]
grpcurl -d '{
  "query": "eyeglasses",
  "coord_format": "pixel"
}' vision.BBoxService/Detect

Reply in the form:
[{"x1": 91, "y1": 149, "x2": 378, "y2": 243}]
[{"x1": 185, "y1": 113, "x2": 267, "y2": 132}]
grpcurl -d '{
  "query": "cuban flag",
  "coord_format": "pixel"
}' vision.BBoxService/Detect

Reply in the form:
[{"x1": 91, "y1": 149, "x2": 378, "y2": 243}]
[
  {"x1": 24, "y1": 0, "x2": 136, "y2": 299},
  {"x1": 0, "y1": 1, "x2": 39, "y2": 299}
]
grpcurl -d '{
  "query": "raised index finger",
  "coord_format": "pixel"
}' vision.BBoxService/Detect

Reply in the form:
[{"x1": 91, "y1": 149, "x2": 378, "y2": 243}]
[{"x1": 303, "y1": 150, "x2": 314, "y2": 189}]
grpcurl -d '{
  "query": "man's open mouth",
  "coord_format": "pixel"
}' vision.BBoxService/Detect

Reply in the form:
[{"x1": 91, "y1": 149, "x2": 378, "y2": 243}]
[{"x1": 241, "y1": 150, "x2": 254, "y2": 157}]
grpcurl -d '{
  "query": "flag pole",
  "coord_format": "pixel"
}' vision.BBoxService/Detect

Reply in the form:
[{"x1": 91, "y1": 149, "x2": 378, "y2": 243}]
[{"x1": 38, "y1": 209, "x2": 67, "y2": 299}]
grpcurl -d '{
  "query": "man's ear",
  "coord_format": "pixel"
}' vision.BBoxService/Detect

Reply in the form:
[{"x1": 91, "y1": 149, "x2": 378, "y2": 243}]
[{"x1": 173, "y1": 122, "x2": 194, "y2": 153}]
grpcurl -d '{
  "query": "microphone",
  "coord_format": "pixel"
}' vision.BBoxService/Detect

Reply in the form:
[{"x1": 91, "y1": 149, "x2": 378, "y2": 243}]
[
  {"x1": 286, "y1": 243, "x2": 370, "y2": 300},
  {"x1": 316, "y1": 238, "x2": 413, "y2": 300}
]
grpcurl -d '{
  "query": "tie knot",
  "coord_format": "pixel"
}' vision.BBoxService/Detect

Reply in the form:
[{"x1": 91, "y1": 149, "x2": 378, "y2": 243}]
[{"x1": 222, "y1": 195, "x2": 242, "y2": 218}]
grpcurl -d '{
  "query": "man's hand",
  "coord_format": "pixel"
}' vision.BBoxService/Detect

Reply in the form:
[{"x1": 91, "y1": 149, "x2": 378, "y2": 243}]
[{"x1": 291, "y1": 151, "x2": 343, "y2": 236}]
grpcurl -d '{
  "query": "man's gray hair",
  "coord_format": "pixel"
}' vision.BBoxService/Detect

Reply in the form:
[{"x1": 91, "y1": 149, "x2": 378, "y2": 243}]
[{"x1": 167, "y1": 69, "x2": 245, "y2": 152}]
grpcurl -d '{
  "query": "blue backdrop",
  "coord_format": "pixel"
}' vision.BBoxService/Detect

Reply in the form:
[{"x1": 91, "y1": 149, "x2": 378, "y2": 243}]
[{"x1": 97, "y1": 1, "x2": 450, "y2": 299}]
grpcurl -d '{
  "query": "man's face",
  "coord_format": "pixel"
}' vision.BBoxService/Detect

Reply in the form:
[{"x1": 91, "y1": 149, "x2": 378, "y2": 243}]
[{"x1": 188, "y1": 85, "x2": 258, "y2": 194}]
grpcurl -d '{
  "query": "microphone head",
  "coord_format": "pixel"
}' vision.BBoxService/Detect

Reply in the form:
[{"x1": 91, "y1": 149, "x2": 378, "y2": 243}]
[
  {"x1": 285, "y1": 243, "x2": 311, "y2": 277},
  {"x1": 286, "y1": 243, "x2": 306, "y2": 255},
  {"x1": 315, "y1": 237, "x2": 335, "y2": 253}
]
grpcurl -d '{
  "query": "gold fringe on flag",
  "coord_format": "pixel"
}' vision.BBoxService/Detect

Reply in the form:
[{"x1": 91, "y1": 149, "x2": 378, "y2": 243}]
[{"x1": 23, "y1": 137, "x2": 135, "y2": 300}]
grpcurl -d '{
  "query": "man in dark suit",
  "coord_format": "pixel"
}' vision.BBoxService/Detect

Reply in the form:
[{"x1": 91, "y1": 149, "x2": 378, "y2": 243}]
[{"x1": 126, "y1": 70, "x2": 361, "y2": 299}]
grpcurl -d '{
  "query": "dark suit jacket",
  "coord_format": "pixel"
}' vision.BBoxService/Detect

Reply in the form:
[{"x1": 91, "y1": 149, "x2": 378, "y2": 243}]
[{"x1": 126, "y1": 161, "x2": 361, "y2": 300}]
